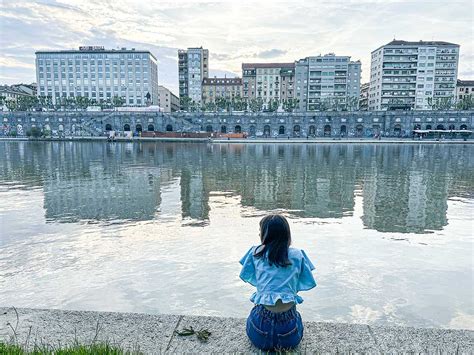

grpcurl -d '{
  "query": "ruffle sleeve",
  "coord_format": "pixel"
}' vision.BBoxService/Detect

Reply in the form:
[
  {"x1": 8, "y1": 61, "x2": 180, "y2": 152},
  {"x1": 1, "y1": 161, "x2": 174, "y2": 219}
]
[
  {"x1": 297, "y1": 249, "x2": 317, "y2": 291},
  {"x1": 239, "y1": 246, "x2": 257, "y2": 286}
]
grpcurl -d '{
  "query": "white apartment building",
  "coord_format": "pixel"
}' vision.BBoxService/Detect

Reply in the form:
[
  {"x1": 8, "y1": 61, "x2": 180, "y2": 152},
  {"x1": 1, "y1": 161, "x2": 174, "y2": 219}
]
[
  {"x1": 178, "y1": 47, "x2": 209, "y2": 107},
  {"x1": 295, "y1": 54, "x2": 361, "y2": 111},
  {"x1": 35, "y1": 46, "x2": 159, "y2": 106},
  {"x1": 369, "y1": 40, "x2": 460, "y2": 111}
]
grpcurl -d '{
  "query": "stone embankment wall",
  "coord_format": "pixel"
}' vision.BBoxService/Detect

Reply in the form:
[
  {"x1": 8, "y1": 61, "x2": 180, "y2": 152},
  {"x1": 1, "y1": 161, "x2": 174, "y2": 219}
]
[{"x1": 1, "y1": 110, "x2": 473, "y2": 138}]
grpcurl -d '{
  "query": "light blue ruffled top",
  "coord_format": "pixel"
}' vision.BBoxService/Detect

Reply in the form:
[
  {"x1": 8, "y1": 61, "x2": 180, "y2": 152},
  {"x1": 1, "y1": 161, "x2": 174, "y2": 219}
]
[{"x1": 239, "y1": 245, "x2": 317, "y2": 305}]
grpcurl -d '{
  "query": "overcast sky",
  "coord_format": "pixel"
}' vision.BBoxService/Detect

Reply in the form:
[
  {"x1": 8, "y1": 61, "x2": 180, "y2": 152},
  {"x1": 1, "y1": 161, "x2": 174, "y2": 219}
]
[{"x1": 1, "y1": 0, "x2": 473, "y2": 94}]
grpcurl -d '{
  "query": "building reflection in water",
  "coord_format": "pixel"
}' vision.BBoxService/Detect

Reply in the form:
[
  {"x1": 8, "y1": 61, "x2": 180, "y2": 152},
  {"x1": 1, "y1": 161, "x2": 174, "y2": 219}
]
[{"x1": 0, "y1": 141, "x2": 472, "y2": 233}]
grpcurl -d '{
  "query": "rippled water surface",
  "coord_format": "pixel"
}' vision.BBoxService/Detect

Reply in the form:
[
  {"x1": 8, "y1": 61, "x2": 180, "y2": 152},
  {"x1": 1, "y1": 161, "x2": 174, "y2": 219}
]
[{"x1": 0, "y1": 141, "x2": 473, "y2": 329}]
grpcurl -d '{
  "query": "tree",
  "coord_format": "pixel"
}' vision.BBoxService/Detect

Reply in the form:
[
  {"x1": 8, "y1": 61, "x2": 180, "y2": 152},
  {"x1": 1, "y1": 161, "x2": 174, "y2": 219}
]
[
  {"x1": 112, "y1": 95, "x2": 125, "y2": 108},
  {"x1": 249, "y1": 98, "x2": 264, "y2": 112},
  {"x1": 455, "y1": 95, "x2": 474, "y2": 110},
  {"x1": 0, "y1": 96, "x2": 6, "y2": 108},
  {"x1": 231, "y1": 95, "x2": 246, "y2": 111},
  {"x1": 346, "y1": 96, "x2": 359, "y2": 111},
  {"x1": 5, "y1": 99, "x2": 17, "y2": 111},
  {"x1": 215, "y1": 97, "x2": 228, "y2": 111},
  {"x1": 180, "y1": 96, "x2": 192, "y2": 111},
  {"x1": 266, "y1": 98, "x2": 279, "y2": 112},
  {"x1": 282, "y1": 98, "x2": 299, "y2": 112},
  {"x1": 204, "y1": 101, "x2": 217, "y2": 112},
  {"x1": 17, "y1": 96, "x2": 38, "y2": 111}
]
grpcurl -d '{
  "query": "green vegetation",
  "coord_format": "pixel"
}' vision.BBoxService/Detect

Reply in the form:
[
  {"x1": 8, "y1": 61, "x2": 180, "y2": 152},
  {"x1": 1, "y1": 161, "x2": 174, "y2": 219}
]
[{"x1": 0, "y1": 341, "x2": 141, "y2": 355}]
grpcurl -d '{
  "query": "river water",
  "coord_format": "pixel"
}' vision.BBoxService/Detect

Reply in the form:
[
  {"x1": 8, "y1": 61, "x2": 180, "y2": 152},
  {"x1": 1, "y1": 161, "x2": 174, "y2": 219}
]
[{"x1": 0, "y1": 141, "x2": 472, "y2": 329}]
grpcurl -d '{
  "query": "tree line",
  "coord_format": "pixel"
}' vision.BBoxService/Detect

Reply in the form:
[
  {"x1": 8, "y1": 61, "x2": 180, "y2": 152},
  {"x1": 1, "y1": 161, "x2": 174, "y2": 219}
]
[{"x1": 0, "y1": 95, "x2": 126, "y2": 111}]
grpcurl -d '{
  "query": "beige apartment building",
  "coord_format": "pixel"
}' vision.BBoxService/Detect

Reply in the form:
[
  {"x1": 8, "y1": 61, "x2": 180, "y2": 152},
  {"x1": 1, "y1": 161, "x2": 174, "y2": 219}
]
[
  {"x1": 242, "y1": 63, "x2": 295, "y2": 108},
  {"x1": 158, "y1": 85, "x2": 179, "y2": 112},
  {"x1": 202, "y1": 77, "x2": 242, "y2": 104}
]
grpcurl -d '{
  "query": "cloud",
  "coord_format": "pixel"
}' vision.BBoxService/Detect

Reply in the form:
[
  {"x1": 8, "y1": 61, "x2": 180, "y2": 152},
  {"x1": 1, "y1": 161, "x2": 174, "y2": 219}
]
[
  {"x1": 256, "y1": 49, "x2": 287, "y2": 59},
  {"x1": 0, "y1": 0, "x2": 473, "y2": 93}
]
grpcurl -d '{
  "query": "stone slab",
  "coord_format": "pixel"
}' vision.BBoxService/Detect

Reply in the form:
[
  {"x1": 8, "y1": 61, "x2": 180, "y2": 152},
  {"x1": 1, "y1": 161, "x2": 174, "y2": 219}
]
[
  {"x1": 1, "y1": 307, "x2": 473, "y2": 354},
  {"x1": 369, "y1": 324, "x2": 474, "y2": 354},
  {"x1": 300, "y1": 322, "x2": 379, "y2": 353}
]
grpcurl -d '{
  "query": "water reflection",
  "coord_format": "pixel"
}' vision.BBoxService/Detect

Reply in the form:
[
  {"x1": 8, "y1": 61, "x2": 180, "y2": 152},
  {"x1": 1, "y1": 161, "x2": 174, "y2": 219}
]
[{"x1": 0, "y1": 142, "x2": 473, "y2": 233}]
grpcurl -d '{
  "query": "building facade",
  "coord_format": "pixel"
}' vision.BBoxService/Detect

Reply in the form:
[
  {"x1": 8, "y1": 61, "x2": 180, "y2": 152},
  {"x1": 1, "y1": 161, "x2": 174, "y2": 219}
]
[
  {"x1": 456, "y1": 79, "x2": 474, "y2": 101},
  {"x1": 295, "y1": 54, "x2": 361, "y2": 111},
  {"x1": 178, "y1": 47, "x2": 209, "y2": 107},
  {"x1": 0, "y1": 84, "x2": 36, "y2": 101},
  {"x1": 35, "y1": 46, "x2": 159, "y2": 106},
  {"x1": 360, "y1": 82, "x2": 369, "y2": 111},
  {"x1": 369, "y1": 40, "x2": 460, "y2": 111},
  {"x1": 158, "y1": 85, "x2": 179, "y2": 112},
  {"x1": 202, "y1": 77, "x2": 243, "y2": 105},
  {"x1": 242, "y1": 63, "x2": 295, "y2": 108}
]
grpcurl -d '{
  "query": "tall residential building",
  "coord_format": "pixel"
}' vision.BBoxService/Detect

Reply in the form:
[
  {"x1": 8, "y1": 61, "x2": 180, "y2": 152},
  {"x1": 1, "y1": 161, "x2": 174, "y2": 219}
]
[
  {"x1": 295, "y1": 53, "x2": 361, "y2": 111},
  {"x1": 359, "y1": 82, "x2": 370, "y2": 111},
  {"x1": 202, "y1": 77, "x2": 243, "y2": 105},
  {"x1": 35, "y1": 46, "x2": 158, "y2": 106},
  {"x1": 242, "y1": 63, "x2": 295, "y2": 108},
  {"x1": 369, "y1": 40, "x2": 460, "y2": 111},
  {"x1": 456, "y1": 79, "x2": 474, "y2": 101},
  {"x1": 158, "y1": 85, "x2": 179, "y2": 112},
  {"x1": 178, "y1": 47, "x2": 209, "y2": 107}
]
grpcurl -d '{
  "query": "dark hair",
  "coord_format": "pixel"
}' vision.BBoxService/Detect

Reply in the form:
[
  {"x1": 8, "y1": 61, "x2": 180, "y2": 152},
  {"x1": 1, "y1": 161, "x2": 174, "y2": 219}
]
[{"x1": 254, "y1": 214, "x2": 292, "y2": 267}]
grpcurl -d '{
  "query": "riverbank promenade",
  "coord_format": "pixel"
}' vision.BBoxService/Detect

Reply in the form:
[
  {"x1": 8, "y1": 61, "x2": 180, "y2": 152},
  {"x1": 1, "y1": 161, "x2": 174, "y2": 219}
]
[
  {"x1": 1, "y1": 136, "x2": 473, "y2": 144},
  {"x1": 1, "y1": 307, "x2": 472, "y2": 353}
]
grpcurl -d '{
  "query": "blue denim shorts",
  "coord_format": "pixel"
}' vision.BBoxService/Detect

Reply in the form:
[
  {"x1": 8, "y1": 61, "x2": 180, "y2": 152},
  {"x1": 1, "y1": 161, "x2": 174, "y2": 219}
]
[{"x1": 246, "y1": 304, "x2": 304, "y2": 351}]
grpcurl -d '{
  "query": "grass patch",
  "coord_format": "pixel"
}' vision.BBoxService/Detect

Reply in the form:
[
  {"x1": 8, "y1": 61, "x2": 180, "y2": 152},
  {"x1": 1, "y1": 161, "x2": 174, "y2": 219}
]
[{"x1": 0, "y1": 341, "x2": 142, "y2": 355}]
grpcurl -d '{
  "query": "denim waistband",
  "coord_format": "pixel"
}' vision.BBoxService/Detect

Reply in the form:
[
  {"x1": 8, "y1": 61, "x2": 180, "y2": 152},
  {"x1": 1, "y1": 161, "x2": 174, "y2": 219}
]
[{"x1": 253, "y1": 304, "x2": 298, "y2": 322}]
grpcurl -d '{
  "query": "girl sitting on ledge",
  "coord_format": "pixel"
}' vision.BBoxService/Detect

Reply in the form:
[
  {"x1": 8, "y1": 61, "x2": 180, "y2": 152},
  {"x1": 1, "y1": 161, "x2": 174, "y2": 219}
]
[{"x1": 239, "y1": 214, "x2": 317, "y2": 351}]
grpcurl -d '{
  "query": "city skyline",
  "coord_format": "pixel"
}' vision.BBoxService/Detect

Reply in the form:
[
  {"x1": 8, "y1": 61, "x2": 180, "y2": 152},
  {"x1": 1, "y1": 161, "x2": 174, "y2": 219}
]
[{"x1": 1, "y1": 0, "x2": 473, "y2": 95}]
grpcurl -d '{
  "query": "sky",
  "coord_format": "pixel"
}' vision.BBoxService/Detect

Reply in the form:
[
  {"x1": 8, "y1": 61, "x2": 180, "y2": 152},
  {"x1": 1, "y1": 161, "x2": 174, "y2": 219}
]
[{"x1": 0, "y1": 0, "x2": 473, "y2": 94}]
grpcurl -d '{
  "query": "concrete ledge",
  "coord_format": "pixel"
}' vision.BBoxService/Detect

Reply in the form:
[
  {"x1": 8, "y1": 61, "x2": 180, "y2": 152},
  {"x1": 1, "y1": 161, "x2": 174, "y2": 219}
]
[
  {"x1": 1, "y1": 307, "x2": 472, "y2": 354},
  {"x1": 1, "y1": 137, "x2": 473, "y2": 144}
]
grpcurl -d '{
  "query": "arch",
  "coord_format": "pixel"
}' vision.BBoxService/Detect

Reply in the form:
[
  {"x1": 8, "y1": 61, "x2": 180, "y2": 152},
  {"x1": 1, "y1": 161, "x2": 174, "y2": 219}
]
[
  {"x1": 166, "y1": 124, "x2": 173, "y2": 132},
  {"x1": 309, "y1": 125, "x2": 316, "y2": 136},
  {"x1": 234, "y1": 125, "x2": 242, "y2": 133},
  {"x1": 279, "y1": 125, "x2": 285, "y2": 135},
  {"x1": 221, "y1": 125, "x2": 227, "y2": 133},
  {"x1": 356, "y1": 124, "x2": 364, "y2": 137},
  {"x1": 426, "y1": 124, "x2": 432, "y2": 130},
  {"x1": 293, "y1": 125, "x2": 301, "y2": 137},
  {"x1": 436, "y1": 124, "x2": 445, "y2": 130},
  {"x1": 263, "y1": 125, "x2": 271, "y2": 137},
  {"x1": 448, "y1": 124, "x2": 455, "y2": 130},
  {"x1": 105, "y1": 123, "x2": 112, "y2": 131},
  {"x1": 324, "y1": 124, "x2": 331, "y2": 137},
  {"x1": 124, "y1": 124, "x2": 131, "y2": 131},
  {"x1": 340, "y1": 125, "x2": 347, "y2": 134},
  {"x1": 394, "y1": 124, "x2": 402, "y2": 136},
  {"x1": 136, "y1": 124, "x2": 142, "y2": 132},
  {"x1": 249, "y1": 125, "x2": 256, "y2": 136},
  {"x1": 147, "y1": 124, "x2": 155, "y2": 132},
  {"x1": 460, "y1": 124, "x2": 468, "y2": 130},
  {"x1": 206, "y1": 125, "x2": 213, "y2": 133}
]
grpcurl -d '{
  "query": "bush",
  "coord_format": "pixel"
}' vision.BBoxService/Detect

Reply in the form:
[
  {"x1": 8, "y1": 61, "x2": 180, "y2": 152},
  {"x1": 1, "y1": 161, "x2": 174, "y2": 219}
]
[
  {"x1": 43, "y1": 129, "x2": 52, "y2": 138},
  {"x1": 27, "y1": 127, "x2": 42, "y2": 138},
  {"x1": 10, "y1": 130, "x2": 17, "y2": 137}
]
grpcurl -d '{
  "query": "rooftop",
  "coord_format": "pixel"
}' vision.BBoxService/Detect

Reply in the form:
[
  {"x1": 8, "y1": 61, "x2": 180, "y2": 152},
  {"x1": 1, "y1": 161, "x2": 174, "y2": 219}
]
[
  {"x1": 202, "y1": 77, "x2": 242, "y2": 85},
  {"x1": 35, "y1": 47, "x2": 157, "y2": 60},
  {"x1": 242, "y1": 62, "x2": 295, "y2": 69},
  {"x1": 457, "y1": 79, "x2": 474, "y2": 86}
]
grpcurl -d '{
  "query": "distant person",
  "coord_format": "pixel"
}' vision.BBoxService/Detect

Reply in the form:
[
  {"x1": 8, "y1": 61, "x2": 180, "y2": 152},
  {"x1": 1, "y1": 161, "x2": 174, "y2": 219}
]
[{"x1": 239, "y1": 214, "x2": 316, "y2": 351}]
